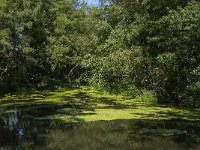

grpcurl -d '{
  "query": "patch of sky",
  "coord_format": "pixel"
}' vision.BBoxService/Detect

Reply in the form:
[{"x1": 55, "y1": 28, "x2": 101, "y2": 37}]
[{"x1": 81, "y1": 0, "x2": 99, "y2": 6}]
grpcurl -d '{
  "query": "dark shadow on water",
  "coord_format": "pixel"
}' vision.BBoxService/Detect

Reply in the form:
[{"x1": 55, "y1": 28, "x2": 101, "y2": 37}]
[
  {"x1": 98, "y1": 97, "x2": 133, "y2": 109},
  {"x1": 62, "y1": 92, "x2": 134, "y2": 109},
  {"x1": 0, "y1": 99, "x2": 40, "y2": 105}
]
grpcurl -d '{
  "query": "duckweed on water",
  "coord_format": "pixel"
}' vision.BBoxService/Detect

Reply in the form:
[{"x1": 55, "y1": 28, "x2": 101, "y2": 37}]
[{"x1": 1, "y1": 86, "x2": 200, "y2": 122}]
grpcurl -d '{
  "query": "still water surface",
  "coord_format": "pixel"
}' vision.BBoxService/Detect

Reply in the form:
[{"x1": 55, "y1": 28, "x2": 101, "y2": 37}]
[{"x1": 1, "y1": 105, "x2": 200, "y2": 150}]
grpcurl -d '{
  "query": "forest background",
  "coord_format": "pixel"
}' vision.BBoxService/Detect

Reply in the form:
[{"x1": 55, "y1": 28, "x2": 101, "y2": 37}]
[{"x1": 0, "y1": 0, "x2": 199, "y2": 107}]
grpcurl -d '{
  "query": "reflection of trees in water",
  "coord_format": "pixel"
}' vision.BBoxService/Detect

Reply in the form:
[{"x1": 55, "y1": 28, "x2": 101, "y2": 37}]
[
  {"x1": 1, "y1": 115, "x2": 200, "y2": 150},
  {"x1": 0, "y1": 111, "x2": 25, "y2": 148},
  {"x1": 41, "y1": 120, "x2": 200, "y2": 150},
  {"x1": 0, "y1": 110, "x2": 67, "y2": 150},
  {"x1": 0, "y1": 106, "x2": 4, "y2": 114},
  {"x1": 7, "y1": 112, "x2": 18, "y2": 131}
]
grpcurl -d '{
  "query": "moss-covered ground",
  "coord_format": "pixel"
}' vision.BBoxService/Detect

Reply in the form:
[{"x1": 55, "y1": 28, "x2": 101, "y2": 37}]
[{"x1": 0, "y1": 86, "x2": 200, "y2": 123}]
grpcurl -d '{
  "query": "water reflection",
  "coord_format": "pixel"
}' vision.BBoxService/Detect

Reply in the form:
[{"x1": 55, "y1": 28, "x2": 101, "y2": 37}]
[
  {"x1": 1, "y1": 109, "x2": 200, "y2": 150},
  {"x1": 1, "y1": 111, "x2": 22, "y2": 147}
]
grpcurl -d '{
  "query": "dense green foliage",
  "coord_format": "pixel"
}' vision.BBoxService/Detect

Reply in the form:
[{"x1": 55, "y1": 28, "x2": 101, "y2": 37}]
[{"x1": 0, "y1": 0, "x2": 199, "y2": 106}]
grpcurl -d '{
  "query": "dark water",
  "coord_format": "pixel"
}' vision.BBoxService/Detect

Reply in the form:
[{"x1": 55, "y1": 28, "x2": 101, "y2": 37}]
[{"x1": 1, "y1": 106, "x2": 200, "y2": 150}]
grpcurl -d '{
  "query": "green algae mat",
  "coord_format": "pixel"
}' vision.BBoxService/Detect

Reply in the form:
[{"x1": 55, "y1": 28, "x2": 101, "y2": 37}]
[{"x1": 0, "y1": 86, "x2": 200, "y2": 123}]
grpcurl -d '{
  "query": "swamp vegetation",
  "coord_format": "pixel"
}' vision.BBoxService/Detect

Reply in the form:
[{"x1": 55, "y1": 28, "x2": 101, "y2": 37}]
[
  {"x1": 0, "y1": 0, "x2": 200, "y2": 149},
  {"x1": 1, "y1": 86, "x2": 200, "y2": 149}
]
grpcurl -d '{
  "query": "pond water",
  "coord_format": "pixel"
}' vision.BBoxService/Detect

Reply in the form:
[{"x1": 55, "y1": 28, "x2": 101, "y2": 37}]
[{"x1": 1, "y1": 105, "x2": 200, "y2": 150}]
